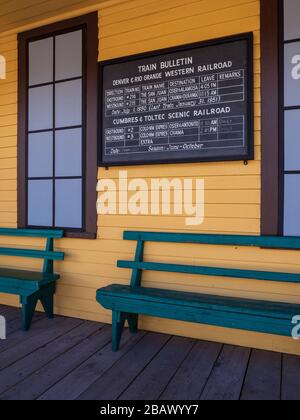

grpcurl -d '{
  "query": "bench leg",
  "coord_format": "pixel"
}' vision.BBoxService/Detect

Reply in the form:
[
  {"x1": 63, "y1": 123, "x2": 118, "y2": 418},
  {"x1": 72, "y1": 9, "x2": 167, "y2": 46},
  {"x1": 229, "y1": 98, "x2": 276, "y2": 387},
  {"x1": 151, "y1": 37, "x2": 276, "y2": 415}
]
[
  {"x1": 112, "y1": 311, "x2": 126, "y2": 352},
  {"x1": 21, "y1": 294, "x2": 39, "y2": 331},
  {"x1": 127, "y1": 314, "x2": 138, "y2": 334},
  {"x1": 40, "y1": 284, "x2": 55, "y2": 319}
]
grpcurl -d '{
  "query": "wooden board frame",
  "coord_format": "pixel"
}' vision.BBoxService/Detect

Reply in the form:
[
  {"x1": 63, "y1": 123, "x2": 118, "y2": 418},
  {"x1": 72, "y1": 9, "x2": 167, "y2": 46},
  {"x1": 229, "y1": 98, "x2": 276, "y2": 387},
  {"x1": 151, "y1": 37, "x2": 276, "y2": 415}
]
[{"x1": 98, "y1": 32, "x2": 254, "y2": 167}]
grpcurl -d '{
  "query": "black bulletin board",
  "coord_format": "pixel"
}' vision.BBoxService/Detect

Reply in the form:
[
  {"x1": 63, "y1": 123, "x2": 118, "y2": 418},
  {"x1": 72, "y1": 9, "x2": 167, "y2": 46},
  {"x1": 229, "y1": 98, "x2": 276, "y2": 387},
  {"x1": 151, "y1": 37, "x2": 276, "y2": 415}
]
[{"x1": 99, "y1": 33, "x2": 254, "y2": 167}]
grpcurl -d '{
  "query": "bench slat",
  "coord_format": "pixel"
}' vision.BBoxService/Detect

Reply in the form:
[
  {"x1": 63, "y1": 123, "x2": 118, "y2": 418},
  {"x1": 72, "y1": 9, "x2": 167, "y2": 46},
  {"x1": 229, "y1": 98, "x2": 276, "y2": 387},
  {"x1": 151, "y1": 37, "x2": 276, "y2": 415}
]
[
  {"x1": 123, "y1": 231, "x2": 300, "y2": 249},
  {"x1": 97, "y1": 286, "x2": 296, "y2": 338},
  {"x1": 117, "y1": 260, "x2": 300, "y2": 283},
  {"x1": 0, "y1": 247, "x2": 64, "y2": 260},
  {"x1": 0, "y1": 268, "x2": 59, "y2": 295},
  {"x1": 0, "y1": 228, "x2": 64, "y2": 239}
]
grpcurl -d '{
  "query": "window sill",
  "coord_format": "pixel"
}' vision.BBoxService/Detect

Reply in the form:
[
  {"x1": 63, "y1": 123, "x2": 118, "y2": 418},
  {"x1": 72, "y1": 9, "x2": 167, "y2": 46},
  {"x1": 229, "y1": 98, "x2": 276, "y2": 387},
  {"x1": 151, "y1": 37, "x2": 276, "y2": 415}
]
[{"x1": 64, "y1": 231, "x2": 97, "y2": 240}]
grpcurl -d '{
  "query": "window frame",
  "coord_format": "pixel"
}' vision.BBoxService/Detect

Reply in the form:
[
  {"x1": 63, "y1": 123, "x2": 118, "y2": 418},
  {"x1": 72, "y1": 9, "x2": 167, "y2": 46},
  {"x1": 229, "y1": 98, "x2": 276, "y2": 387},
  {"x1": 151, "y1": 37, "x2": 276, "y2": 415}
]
[
  {"x1": 261, "y1": 0, "x2": 282, "y2": 236},
  {"x1": 18, "y1": 13, "x2": 98, "y2": 239},
  {"x1": 261, "y1": 0, "x2": 300, "y2": 237}
]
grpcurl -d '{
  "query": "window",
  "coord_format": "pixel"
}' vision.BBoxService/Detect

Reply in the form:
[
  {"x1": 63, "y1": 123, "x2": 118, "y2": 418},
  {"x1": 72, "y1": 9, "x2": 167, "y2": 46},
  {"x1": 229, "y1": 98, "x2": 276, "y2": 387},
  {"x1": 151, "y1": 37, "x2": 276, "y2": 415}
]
[
  {"x1": 261, "y1": 0, "x2": 300, "y2": 237},
  {"x1": 282, "y1": 0, "x2": 300, "y2": 236},
  {"x1": 18, "y1": 14, "x2": 98, "y2": 238}
]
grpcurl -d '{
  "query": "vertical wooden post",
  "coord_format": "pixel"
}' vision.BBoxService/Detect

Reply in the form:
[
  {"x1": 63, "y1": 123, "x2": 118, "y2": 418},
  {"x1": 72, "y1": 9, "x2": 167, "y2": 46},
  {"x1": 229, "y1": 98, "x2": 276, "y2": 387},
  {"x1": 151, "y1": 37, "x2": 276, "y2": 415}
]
[
  {"x1": 130, "y1": 240, "x2": 144, "y2": 288},
  {"x1": 43, "y1": 238, "x2": 54, "y2": 274}
]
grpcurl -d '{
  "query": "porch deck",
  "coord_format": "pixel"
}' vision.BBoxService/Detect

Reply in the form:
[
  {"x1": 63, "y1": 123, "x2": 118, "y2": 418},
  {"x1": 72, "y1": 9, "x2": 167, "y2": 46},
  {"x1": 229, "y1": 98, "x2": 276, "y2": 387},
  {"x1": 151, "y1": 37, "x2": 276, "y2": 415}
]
[{"x1": 0, "y1": 304, "x2": 299, "y2": 400}]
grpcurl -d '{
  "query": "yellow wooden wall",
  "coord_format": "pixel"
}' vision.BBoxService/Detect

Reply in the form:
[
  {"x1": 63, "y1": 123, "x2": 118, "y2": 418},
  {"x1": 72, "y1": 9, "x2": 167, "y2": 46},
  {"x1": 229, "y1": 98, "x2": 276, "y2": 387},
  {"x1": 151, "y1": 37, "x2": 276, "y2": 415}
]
[{"x1": 1, "y1": 0, "x2": 300, "y2": 355}]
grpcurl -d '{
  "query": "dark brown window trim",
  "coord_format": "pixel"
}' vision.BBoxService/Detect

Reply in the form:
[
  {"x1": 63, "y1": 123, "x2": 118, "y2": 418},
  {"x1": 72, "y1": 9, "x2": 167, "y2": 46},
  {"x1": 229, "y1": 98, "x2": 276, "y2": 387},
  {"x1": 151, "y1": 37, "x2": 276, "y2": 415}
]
[
  {"x1": 17, "y1": 13, "x2": 98, "y2": 240},
  {"x1": 260, "y1": 0, "x2": 281, "y2": 236}
]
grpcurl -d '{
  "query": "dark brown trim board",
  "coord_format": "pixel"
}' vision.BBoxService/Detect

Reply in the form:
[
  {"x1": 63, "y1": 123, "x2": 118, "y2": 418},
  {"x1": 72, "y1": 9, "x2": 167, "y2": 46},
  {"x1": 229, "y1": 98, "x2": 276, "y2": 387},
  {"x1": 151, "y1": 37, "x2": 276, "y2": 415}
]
[
  {"x1": 17, "y1": 36, "x2": 27, "y2": 229},
  {"x1": 260, "y1": 0, "x2": 281, "y2": 236},
  {"x1": 17, "y1": 13, "x2": 98, "y2": 239}
]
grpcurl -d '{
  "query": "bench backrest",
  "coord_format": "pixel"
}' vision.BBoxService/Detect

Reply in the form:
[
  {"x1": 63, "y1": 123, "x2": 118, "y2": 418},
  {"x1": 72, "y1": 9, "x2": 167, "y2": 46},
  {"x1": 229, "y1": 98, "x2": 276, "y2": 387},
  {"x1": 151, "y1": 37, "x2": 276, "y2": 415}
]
[
  {"x1": 118, "y1": 231, "x2": 300, "y2": 288},
  {"x1": 0, "y1": 228, "x2": 64, "y2": 274}
]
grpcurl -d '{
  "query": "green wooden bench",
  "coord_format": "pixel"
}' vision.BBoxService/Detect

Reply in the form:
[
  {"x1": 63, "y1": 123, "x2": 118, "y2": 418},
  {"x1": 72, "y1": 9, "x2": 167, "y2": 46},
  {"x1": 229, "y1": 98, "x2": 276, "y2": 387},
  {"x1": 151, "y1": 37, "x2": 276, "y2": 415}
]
[
  {"x1": 96, "y1": 231, "x2": 300, "y2": 351},
  {"x1": 0, "y1": 228, "x2": 64, "y2": 331}
]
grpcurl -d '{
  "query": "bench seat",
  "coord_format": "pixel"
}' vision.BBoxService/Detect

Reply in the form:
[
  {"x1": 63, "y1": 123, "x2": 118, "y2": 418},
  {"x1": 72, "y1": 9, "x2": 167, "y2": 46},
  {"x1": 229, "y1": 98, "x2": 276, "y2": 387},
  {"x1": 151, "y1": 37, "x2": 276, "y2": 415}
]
[
  {"x1": 97, "y1": 284, "x2": 300, "y2": 338},
  {"x1": 96, "y1": 231, "x2": 300, "y2": 351},
  {"x1": 0, "y1": 268, "x2": 60, "y2": 296},
  {"x1": 0, "y1": 228, "x2": 64, "y2": 331}
]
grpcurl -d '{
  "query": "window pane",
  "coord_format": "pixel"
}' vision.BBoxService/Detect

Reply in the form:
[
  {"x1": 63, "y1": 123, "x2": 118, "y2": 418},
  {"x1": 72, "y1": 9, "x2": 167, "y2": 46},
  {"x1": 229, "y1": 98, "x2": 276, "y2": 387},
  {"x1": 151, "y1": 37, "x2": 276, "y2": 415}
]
[
  {"x1": 284, "y1": 174, "x2": 300, "y2": 236},
  {"x1": 284, "y1": 42, "x2": 300, "y2": 107},
  {"x1": 29, "y1": 85, "x2": 53, "y2": 131},
  {"x1": 29, "y1": 37, "x2": 53, "y2": 86},
  {"x1": 55, "y1": 179, "x2": 82, "y2": 228},
  {"x1": 28, "y1": 132, "x2": 53, "y2": 178},
  {"x1": 28, "y1": 180, "x2": 53, "y2": 227},
  {"x1": 55, "y1": 128, "x2": 82, "y2": 177},
  {"x1": 55, "y1": 80, "x2": 82, "y2": 128},
  {"x1": 285, "y1": 110, "x2": 300, "y2": 171},
  {"x1": 55, "y1": 30, "x2": 82, "y2": 81},
  {"x1": 284, "y1": 0, "x2": 300, "y2": 41}
]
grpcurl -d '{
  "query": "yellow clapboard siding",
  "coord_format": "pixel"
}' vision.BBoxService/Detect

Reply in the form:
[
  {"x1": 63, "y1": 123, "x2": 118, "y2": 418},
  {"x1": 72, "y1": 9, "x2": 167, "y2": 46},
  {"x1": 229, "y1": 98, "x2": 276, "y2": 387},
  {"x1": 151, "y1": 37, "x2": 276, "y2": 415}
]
[
  {"x1": 0, "y1": 212, "x2": 17, "y2": 223},
  {"x1": 0, "y1": 125, "x2": 17, "y2": 137},
  {"x1": 97, "y1": 189, "x2": 260, "y2": 204},
  {"x1": 99, "y1": 161, "x2": 261, "y2": 178},
  {"x1": 101, "y1": 204, "x2": 260, "y2": 218},
  {"x1": 98, "y1": 174, "x2": 261, "y2": 189},
  {"x1": 55, "y1": 283, "x2": 300, "y2": 309},
  {"x1": 0, "y1": 168, "x2": 17, "y2": 179},
  {"x1": 54, "y1": 305, "x2": 110, "y2": 323},
  {"x1": 97, "y1": 215, "x2": 260, "y2": 233},
  {"x1": 49, "y1": 240, "x2": 300, "y2": 267},
  {"x1": 0, "y1": 179, "x2": 16, "y2": 190},
  {"x1": 57, "y1": 274, "x2": 300, "y2": 305},
  {"x1": 0, "y1": 34, "x2": 17, "y2": 45},
  {"x1": 0, "y1": 74, "x2": 17, "y2": 88},
  {"x1": 138, "y1": 318, "x2": 300, "y2": 356},
  {"x1": 0, "y1": 0, "x2": 100, "y2": 17},
  {"x1": 100, "y1": 21, "x2": 260, "y2": 60},
  {"x1": 0, "y1": 190, "x2": 16, "y2": 201},
  {"x1": 10, "y1": 235, "x2": 300, "y2": 267},
  {"x1": 51, "y1": 246, "x2": 300, "y2": 274},
  {"x1": 101, "y1": 0, "x2": 258, "y2": 38},
  {"x1": 0, "y1": 158, "x2": 17, "y2": 169},
  {"x1": 97, "y1": 179, "x2": 259, "y2": 191},
  {"x1": 0, "y1": 114, "x2": 16, "y2": 127},
  {"x1": 0, "y1": 136, "x2": 17, "y2": 148},
  {"x1": 0, "y1": 103, "x2": 17, "y2": 117},
  {"x1": 1, "y1": 60, "x2": 18, "y2": 74},
  {"x1": 0, "y1": 0, "x2": 108, "y2": 32},
  {"x1": 0, "y1": 41, "x2": 17, "y2": 54},
  {"x1": 0, "y1": 202, "x2": 16, "y2": 212},
  {"x1": 53, "y1": 268, "x2": 300, "y2": 304},
  {"x1": 100, "y1": 3, "x2": 259, "y2": 48},
  {"x1": 0, "y1": 49, "x2": 17, "y2": 62},
  {"x1": 0, "y1": 147, "x2": 16, "y2": 159},
  {"x1": 0, "y1": 293, "x2": 18, "y2": 307},
  {"x1": 54, "y1": 281, "x2": 300, "y2": 307},
  {"x1": 0, "y1": 93, "x2": 17, "y2": 107},
  {"x1": 0, "y1": 222, "x2": 16, "y2": 228},
  {"x1": 101, "y1": 0, "x2": 210, "y2": 24},
  {"x1": 0, "y1": 70, "x2": 17, "y2": 82}
]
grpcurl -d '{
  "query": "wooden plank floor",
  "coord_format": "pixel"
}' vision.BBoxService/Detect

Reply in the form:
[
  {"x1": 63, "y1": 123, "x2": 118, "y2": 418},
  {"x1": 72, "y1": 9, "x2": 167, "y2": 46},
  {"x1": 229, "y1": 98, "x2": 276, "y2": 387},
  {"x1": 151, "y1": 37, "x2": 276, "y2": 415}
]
[{"x1": 0, "y1": 304, "x2": 300, "y2": 400}]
